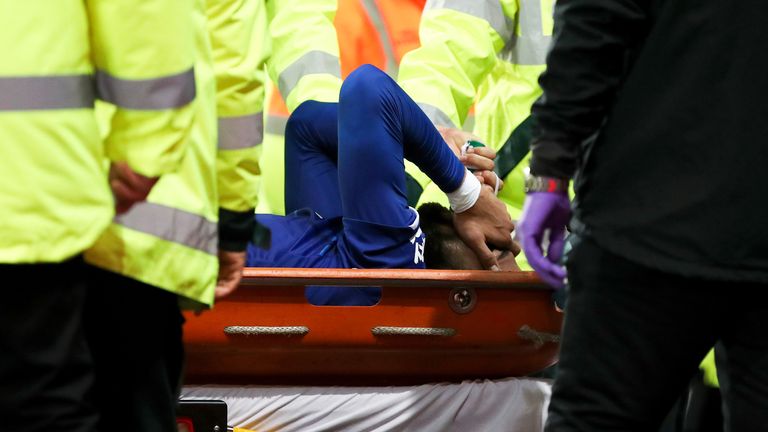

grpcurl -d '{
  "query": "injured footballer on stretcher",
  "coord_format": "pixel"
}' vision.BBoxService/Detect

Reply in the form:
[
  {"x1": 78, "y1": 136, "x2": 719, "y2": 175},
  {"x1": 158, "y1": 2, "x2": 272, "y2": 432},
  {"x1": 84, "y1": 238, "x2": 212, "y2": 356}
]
[{"x1": 246, "y1": 65, "x2": 520, "y2": 305}]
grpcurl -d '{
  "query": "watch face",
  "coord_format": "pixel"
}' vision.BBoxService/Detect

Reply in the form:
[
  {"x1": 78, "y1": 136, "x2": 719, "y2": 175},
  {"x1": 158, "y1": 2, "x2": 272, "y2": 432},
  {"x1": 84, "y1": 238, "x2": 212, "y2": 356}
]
[
  {"x1": 525, "y1": 175, "x2": 567, "y2": 193},
  {"x1": 524, "y1": 176, "x2": 542, "y2": 193}
]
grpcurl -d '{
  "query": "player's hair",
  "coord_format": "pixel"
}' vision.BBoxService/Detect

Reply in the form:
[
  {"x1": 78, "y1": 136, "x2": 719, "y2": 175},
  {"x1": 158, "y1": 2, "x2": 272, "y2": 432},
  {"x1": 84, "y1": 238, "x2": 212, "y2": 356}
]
[{"x1": 417, "y1": 202, "x2": 466, "y2": 269}]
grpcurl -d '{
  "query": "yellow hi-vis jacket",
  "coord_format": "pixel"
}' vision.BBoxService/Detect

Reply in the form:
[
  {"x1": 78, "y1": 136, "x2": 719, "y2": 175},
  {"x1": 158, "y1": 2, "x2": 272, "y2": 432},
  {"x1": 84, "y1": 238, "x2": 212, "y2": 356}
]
[
  {"x1": 85, "y1": 0, "x2": 267, "y2": 307},
  {"x1": 0, "y1": 0, "x2": 196, "y2": 264},
  {"x1": 256, "y1": 0, "x2": 343, "y2": 215},
  {"x1": 398, "y1": 0, "x2": 554, "y2": 218}
]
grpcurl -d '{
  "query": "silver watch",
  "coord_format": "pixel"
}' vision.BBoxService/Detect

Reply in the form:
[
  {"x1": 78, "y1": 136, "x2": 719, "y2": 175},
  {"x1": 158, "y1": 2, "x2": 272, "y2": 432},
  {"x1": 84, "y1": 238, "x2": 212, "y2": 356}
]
[{"x1": 524, "y1": 174, "x2": 569, "y2": 193}]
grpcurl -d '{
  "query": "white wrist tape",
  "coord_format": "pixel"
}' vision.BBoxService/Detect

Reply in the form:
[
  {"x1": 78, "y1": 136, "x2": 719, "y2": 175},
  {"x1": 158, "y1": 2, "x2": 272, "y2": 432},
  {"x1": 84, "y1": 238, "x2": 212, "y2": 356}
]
[{"x1": 447, "y1": 169, "x2": 481, "y2": 213}]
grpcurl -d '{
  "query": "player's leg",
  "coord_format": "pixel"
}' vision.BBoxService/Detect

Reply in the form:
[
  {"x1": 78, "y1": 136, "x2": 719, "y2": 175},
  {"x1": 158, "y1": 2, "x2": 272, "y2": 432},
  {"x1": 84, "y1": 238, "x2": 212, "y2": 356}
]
[{"x1": 284, "y1": 100, "x2": 342, "y2": 219}]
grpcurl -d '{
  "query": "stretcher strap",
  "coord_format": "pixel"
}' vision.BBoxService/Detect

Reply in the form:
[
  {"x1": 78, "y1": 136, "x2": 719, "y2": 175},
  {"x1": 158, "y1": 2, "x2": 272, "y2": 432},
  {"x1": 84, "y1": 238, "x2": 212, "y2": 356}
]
[
  {"x1": 371, "y1": 326, "x2": 456, "y2": 337},
  {"x1": 223, "y1": 326, "x2": 310, "y2": 336}
]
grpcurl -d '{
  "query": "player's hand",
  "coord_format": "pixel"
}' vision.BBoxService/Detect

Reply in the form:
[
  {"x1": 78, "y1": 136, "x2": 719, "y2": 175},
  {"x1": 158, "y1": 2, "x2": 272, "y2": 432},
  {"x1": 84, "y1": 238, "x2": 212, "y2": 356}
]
[
  {"x1": 437, "y1": 126, "x2": 480, "y2": 155},
  {"x1": 461, "y1": 145, "x2": 496, "y2": 172},
  {"x1": 109, "y1": 162, "x2": 159, "y2": 214},
  {"x1": 215, "y1": 250, "x2": 246, "y2": 300},
  {"x1": 475, "y1": 170, "x2": 504, "y2": 193},
  {"x1": 453, "y1": 185, "x2": 515, "y2": 270},
  {"x1": 437, "y1": 126, "x2": 496, "y2": 171}
]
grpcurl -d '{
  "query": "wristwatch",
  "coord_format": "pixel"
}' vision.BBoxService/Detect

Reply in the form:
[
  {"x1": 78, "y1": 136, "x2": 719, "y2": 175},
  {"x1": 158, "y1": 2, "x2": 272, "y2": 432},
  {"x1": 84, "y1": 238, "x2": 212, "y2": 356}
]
[{"x1": 524, "y1": 174, "x2": 569, "y2": 193}]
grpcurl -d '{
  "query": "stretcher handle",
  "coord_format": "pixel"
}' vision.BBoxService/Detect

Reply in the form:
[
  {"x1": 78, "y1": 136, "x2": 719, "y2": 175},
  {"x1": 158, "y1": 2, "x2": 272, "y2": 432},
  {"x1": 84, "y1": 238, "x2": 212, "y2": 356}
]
[
  {"x1": 223, "y1": 326, "x2": 309, "y2": 336},
  {"x1": 241, "y1": 268, "x2": 548, "y2": 289},
  {"x1": 371, "y1": 326, "x2": 457, "y2": 337}
]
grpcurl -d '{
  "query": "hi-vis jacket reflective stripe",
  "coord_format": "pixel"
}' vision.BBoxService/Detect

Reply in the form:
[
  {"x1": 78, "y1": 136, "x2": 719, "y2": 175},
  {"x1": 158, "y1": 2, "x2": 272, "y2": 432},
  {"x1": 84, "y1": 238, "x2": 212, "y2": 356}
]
[
  {"x1": 257, "y1": 0, "x2": 425, "y2": 215},
  {"x1": 399, "y1": 0, "x2": 554, "y2": 225},
  {"x1": 85, "y1": 0, "x2": 265, "y2": 307},
  {"x1": 0, "y1": 0, "x2": 195, "y2": 264}
]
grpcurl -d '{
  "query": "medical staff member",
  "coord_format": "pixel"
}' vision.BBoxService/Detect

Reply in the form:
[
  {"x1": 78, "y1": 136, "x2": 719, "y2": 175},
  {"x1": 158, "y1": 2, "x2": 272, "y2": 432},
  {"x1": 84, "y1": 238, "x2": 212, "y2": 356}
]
[
  {"x1": 0, "y1": 1, "x2": 196, "y2": 431},
  {"x1": 518, "y1": 1, "x2": 768, "y2": 430},
  {"x1": 82, "y1": 0, "x2": 266, "y2": 430}
]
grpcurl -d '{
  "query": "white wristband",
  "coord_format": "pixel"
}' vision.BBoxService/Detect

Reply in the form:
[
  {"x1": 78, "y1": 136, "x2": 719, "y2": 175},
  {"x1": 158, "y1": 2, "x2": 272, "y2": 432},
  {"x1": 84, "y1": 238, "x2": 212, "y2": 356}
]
[{"x1": 447, "y1": 169, "x2": 481, "y2": 213}]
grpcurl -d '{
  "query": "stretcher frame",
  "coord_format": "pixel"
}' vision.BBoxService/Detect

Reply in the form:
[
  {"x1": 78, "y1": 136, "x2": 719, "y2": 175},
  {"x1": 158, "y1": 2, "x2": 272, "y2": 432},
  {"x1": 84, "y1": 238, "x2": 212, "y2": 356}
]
[{"x1": 182, "y1": 268, "x2": 562, "y2": 386}]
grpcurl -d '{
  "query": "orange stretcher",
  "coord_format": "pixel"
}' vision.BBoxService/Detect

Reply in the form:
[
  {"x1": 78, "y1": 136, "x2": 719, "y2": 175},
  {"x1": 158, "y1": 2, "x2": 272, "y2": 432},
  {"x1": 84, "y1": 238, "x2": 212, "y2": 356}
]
[{"x1": 182, "y1": 268, "x2": 563, "y2": 386}]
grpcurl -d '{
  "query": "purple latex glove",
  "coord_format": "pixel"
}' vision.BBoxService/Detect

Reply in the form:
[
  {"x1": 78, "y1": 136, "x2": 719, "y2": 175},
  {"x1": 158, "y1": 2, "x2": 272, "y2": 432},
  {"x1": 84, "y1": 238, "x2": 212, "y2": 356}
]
[{"x1": 517, "y1": 192, "x2": 571, "y2": 289}]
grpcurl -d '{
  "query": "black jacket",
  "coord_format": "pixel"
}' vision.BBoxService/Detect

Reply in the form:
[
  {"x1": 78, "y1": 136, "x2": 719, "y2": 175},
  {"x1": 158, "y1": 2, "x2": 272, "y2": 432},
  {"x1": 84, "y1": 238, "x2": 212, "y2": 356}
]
[{"x1": 530, "y1": 0, "x2": 768, "y2": 281}]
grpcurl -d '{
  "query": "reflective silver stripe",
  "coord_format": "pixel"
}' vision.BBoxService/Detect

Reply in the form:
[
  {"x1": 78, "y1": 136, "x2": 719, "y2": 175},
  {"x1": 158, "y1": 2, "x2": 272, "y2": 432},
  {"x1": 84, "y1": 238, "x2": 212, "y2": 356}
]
[
  {"x1": 96, "y1": 68, "x2": 196, "y2": 110},
  {"x1": 0, "y1": 75, "x2": 94, "y2": 111},
  {"x1": 498, "y1": 0, "x2": 551, "y2": 65},
  {"x1": 218, "y1": 112, "x2": 263, "y2": 150},
  {"x1": 277, "y1": 51, "x2": 341, "y2": 98},
  {"x1": 265, "y1": 114, "x2": 288, "y2": 136},
  {"x1": 499, "y1": 35, "x2": 551, "y2": 65},
  {"x1": 425, "y1": 0, "x2": 511, "y2": 41},
  {"x1": 418, "y1": 102, "x2": 456, "y2": 128},
  {"x1": 115, "y1": 202, "x2": 217, "y2": 255},
  {"x1": 360, "y1": 0, "x2": 399, "y2": 77}
]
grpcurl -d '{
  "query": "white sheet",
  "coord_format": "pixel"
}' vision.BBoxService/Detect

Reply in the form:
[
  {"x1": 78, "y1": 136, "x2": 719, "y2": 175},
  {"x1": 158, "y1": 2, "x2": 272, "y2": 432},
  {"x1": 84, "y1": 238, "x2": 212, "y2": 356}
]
[{"x1": 181, "y1": 377, "x2": 552, "y2": 432}]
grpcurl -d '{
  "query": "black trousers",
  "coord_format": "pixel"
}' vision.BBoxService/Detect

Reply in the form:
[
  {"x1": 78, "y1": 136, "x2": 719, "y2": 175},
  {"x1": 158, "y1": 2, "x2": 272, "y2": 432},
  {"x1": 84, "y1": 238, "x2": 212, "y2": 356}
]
[
  {"x1": 660, "y1": 369, "x2": 723, "y2": 432},
  {"x1": 84, "y1": 267, "x2": 185, "y2": 432},
  {"x1": 545, "y1": 236, "x2": 768, "y2": 432},
  {"x1": 0, "y1": 258, "x2": 97, "y2": 432}
]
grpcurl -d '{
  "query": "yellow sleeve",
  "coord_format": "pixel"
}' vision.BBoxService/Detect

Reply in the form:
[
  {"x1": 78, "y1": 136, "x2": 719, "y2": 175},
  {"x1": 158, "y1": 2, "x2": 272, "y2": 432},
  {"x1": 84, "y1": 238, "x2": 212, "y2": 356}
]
[
  {"x1": 397, "y1": 1, "x2": 511, "y2": 128},
  {"x1": 266, "y1": 0, "x2": 342, "y2": 111},
  {"x1": 207, "y1": 0, "x2": 269, "y2": 212},
  {"x1": 86, "y1": 0, "x2": 197, "y2": 177}
]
